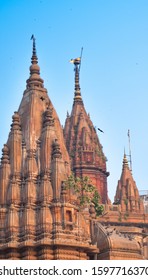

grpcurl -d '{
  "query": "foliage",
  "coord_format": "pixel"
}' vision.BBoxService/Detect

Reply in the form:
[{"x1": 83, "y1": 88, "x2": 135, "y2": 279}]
[
  {"x1": 92, "y1": 190, "x2": 104, "y2": 216},
  {"x1": 64, "y1": 173, "x2": 104, "y2": 216},
  {"x1": 124, "y1": 198, "x2": 128, "y2": 205},
  {"x1": 124, "y1": 212, "x2": 129, "y2": 220}
]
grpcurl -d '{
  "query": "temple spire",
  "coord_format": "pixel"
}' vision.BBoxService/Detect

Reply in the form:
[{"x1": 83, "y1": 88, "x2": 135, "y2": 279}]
[
  {"x1": 74, "y1": 63, "x2": 81, "y2": 100},
  {"x1": 123, "y1": 151, "x2": 129, "y2": 169},
  {"x1": 31, "y1": 34, "x2": 38, "y2": 64},
  {"x1": 70, "y1": 53, "x2": 83, "y2": 102},
  {"x1": 31, "y1": 35, "x2": 36, "y2": 56},
  {"x1": 26, "y1": 35, "x2": 44, "y2": 89}
]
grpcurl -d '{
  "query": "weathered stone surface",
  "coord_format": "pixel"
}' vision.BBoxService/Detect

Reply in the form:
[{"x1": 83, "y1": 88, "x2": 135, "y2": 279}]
[{"x1": 0, "y1": 38, "x2": 96, "y2": 260}]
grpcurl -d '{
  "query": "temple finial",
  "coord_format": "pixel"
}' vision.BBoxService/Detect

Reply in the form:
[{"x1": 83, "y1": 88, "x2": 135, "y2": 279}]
[
  {"x1": 30, "y1": 34, "x2": 38, "y2": 65},
  {"x1": 26, "y1": 35, "x2": 44, "y2": 88},
  {"x1": 74, "y1": 63, "x2": 81, "y2": 99},
  {"x1": 123, "y1": 151, "x2": 128, "y2": 168},
  {"x1": 31, "y1": 34, "x2": 36, "y2": 56},
  {"x1": 70, "y1": 48, "x2": 83, "y2": 102}
]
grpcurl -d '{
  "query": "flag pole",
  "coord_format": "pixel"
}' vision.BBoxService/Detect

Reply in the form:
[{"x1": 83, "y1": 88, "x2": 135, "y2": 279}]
[{"x1": 127, "y1": 129, "x2": 132, "y2": 172}]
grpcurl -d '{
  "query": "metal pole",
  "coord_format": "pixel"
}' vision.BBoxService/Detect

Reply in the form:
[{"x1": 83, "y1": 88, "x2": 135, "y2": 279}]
[{"x1": 128, "y1": 129, "x2": 132, "y2": 172}]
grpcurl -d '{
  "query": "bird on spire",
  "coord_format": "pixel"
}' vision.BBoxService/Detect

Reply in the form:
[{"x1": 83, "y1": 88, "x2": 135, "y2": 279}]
[
  {"x1": 70, "y1": 47, "x2": 83, "y2": 67},
  {"x1": 70, "y1": 57, "x2": 81, "y2": 65}
]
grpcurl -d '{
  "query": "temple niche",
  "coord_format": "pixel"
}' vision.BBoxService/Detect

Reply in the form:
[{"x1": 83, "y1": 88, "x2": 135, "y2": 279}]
[{"x1": 0, "y1": 37, "x2": 147, "y2": 259}]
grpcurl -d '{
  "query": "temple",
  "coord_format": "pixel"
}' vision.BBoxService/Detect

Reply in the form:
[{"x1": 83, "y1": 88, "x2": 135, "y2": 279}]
[
  {"x1": 0, "y1": 38, "x2": 147, "y2": 259},
  {"x1": 0, "y1": 37, "x2": 97, "y2": 259},
  {"x1": 98, "y1": 153, "x2": 148, "y2": 259},
  {"x1": 64, "y1": 58, "x2": 109, "y2": 204}
]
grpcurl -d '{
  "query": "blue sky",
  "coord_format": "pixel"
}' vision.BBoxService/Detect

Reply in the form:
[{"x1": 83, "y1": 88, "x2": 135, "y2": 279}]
[{"x1": 0, "y1": 0, "x2": 148, "y2": 201}]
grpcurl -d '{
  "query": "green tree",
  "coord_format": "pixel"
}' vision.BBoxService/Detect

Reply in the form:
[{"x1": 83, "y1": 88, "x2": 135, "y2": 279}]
[{"x1": 64, "y1": 173, "x2": 104, "y2": 216}]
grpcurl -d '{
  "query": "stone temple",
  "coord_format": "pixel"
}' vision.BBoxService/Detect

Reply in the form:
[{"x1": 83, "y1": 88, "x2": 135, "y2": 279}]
[{"x1": 0, "y1": 37, "x2": 147, "y2": 259}]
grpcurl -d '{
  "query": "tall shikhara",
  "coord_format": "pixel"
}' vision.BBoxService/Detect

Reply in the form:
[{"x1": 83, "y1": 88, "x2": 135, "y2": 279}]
[
  {"x1": 64, "y1": 59, "x2": 109, "y2": 204},
  {"x1": 0, "y1": 37, "x2": 97, "y2": 260}
]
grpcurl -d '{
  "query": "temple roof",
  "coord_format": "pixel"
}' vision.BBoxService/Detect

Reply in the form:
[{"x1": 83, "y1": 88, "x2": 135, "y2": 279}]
[
  {"x1": 96, "y1": 223, "x2": 143, "y2": 259},
  {"x1": 114, "y1": 152, "x2": 144, "y2": 213},
  {"x1": 64, "y1": 56, "x2": 109, "y2": 203},
  {"x1": 64, "y1": 56, "x2": 107, "y2": 164},
  {"x1": 15, "y1": 37, "x2": 70, "y2": 164}
]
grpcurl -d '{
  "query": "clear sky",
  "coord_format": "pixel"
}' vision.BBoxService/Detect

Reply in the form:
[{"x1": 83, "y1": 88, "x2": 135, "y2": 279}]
[{"x1": 0, "y1": 0, "x2": 148, "y2": 202}]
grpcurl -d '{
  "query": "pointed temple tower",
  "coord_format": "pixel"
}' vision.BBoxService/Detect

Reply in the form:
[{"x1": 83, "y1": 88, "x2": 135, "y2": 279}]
[
  {"x1": 64, "y1": 57, "x2": 109, "y2": 204},
  {"x1": 114, "y1": 153, "x2": 144, "y2": 213},
  {"x1": 98, "y1": 152, "x2": 148, "y2": 259},
  {"x1": 0, "y1": 37, "x2": 98, "y2": 260}
]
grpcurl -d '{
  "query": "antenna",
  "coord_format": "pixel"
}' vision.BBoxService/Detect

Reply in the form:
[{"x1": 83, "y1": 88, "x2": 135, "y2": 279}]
[{"x1": 127, "y1": 129, "x2": 132, "y2": 172}]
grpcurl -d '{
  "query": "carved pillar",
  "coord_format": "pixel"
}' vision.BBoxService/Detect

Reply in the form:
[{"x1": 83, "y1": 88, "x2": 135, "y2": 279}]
[
  {"x1": 5, "y1": 113, "x2": 22, "y2": 249},
  {"x1": 8, "y1": 112, "x2": 22, "y2": 177},
  {"x1": 22, "y1": 149, "x2": 37, "y2": 204},
  {"x1": 40, "y1": 107, "x2": 55, "y2": 173},
  {"x1": 20, "y1": 205, "x2": 36, "y2": 241},
  {"x1": 51, "y1": 139, "x2": 62, "y2": 202},
  {"x1": 22, "y1": 139, "x2": 26, "y2": 178},
  {"x1": 36, "y1": 138, "x2": 41, "y2": 174},
  {"x1": 7, "y1": 175, "x2": 20, "y2": 206},
  {"x1": 38, "y1": 172, "x2": 53, "y2": 203},
  {"x1": 25, "y1": 149, "x2": 38, "y2": 178},
  {"x1": 0, "y1": 144, "x2": 10, "y2": 205},
  {"x1": 37, "y1": 204, "x2": 53, "y2": 238},
  {"x1": 5, "y1": 204, "x2": 19, "y2": 245},
  {"x1": 20, "y1": 148, "x2": 37, "y2": 254},
  {"x1": 37, "y1": 172, "x2": 53, "y2": 240}
]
